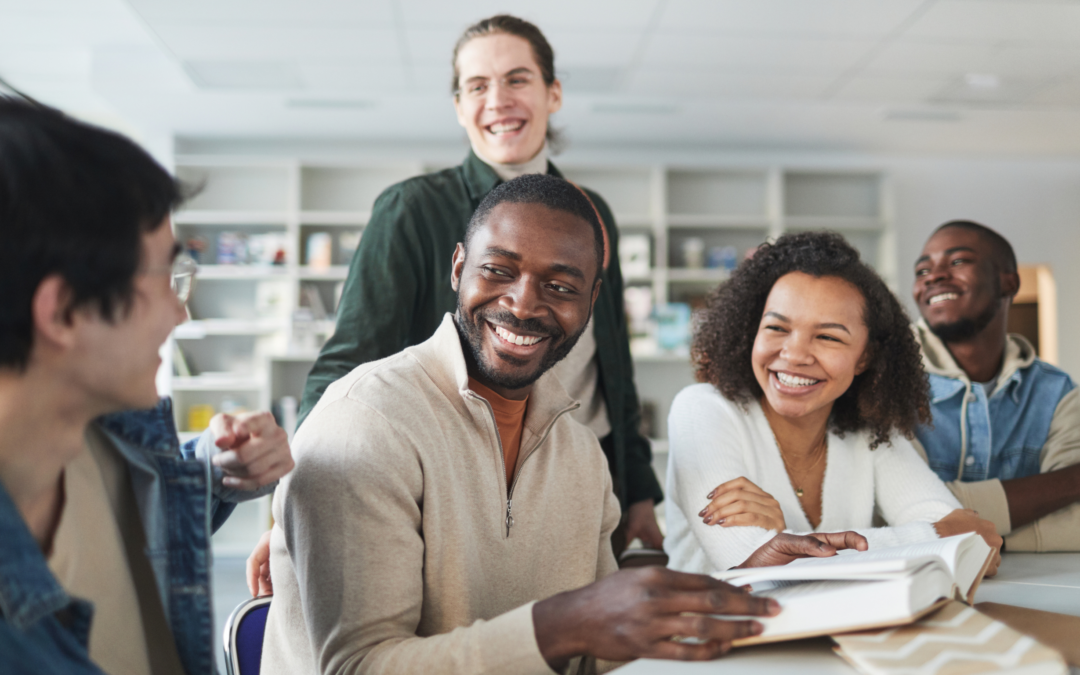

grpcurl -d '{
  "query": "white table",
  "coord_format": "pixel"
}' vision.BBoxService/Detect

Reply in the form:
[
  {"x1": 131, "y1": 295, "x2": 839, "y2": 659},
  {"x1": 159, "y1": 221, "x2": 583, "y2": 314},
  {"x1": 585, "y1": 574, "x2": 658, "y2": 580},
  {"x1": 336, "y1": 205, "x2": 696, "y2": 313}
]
[{"x1": 613, "y1": 553, "x2": 1080, "y2": 674}]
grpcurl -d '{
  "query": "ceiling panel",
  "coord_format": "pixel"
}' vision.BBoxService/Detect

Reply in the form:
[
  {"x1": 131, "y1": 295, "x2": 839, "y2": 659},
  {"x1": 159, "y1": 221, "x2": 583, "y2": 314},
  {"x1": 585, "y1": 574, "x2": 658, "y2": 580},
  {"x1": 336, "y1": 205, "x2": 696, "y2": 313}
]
[
  {"x1": 405, "y1": 28, "x2": 460, "y2": 67},
  {"x1": 296, "y1": 63, "x2": 410, "y2": 92},
  {"x1": 149, "y1": 24, "x2": 399, "y2": 61},
  {"x1": 1028, "y1": 76, "x2": 1080, "y2": 106},
  {"x1": 127, "y1": 0, "x2": 396, "y2": 27},
  {"x1": 833, "y1": 74, "x2": 954, "y2": 103},
  {"x1": 641, "y1": 33, "x2": 875, "y2": 71},
  {"x1": 658, "y1": 0, "x2": 925, "y2": 37},
  {"x1": 399, "y1": 0, "x2": 662, "y2": 30},
  {"x1": 625, "y1": 68, "x2": 836, "y2": 99},
  {"x1": 905, "y1": 0, "x2": 1080, "y2": 43},
  {"x1": 542, "y1": 29, "x2": 642, "y2": 67}
]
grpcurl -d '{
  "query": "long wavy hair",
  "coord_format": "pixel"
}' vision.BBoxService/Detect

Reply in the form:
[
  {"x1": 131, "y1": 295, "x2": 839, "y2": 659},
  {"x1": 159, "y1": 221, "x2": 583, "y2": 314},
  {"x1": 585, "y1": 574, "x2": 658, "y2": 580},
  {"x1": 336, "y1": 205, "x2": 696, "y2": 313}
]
[{"x1": 692, "y1": 231, "x2": 930, "y2": 449}]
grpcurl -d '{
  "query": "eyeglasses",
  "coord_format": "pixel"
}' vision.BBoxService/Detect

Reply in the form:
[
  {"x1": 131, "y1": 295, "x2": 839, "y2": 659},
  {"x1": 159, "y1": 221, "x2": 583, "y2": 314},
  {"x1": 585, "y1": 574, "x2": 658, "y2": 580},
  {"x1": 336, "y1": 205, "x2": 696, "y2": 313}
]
[{"x1": 171, "y1": 253, "x2": 198, "y2": 305}]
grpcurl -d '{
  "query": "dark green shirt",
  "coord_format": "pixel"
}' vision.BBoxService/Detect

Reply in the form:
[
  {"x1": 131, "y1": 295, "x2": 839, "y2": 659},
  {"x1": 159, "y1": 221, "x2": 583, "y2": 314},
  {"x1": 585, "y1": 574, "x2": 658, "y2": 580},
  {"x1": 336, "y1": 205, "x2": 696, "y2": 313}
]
[{"x1": 299, "y1": 151, "x2": 663, "y2": 508}]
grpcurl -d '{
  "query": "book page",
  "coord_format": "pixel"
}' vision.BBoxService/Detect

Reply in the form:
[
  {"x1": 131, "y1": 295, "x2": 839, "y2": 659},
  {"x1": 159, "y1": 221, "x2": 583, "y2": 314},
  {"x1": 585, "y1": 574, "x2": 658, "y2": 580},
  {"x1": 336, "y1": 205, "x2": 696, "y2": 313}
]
[{"x1": 716, "y1": 534, "x2": 975, "y2": 586}]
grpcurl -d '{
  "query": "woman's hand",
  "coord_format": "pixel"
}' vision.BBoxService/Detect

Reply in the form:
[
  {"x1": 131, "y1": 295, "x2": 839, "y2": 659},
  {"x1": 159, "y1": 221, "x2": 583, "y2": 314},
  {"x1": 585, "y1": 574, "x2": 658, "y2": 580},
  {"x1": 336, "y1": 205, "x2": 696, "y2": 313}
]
[
  {"x1": 737, "y1": 531, "x2": 868, "y2": 568},
  {"x1": 699, "y1": 477, "x2": 785, "y2": 532},
  {"x1": 933, "y1": 508, "x2": 1003, "y2": 576}
]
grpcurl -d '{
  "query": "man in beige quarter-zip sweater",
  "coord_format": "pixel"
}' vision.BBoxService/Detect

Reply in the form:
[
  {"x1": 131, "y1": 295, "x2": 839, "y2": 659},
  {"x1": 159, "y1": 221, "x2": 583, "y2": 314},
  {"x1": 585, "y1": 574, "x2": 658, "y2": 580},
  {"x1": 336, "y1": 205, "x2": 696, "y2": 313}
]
[{"x1": 261, "y1": 175, "x2": 867, "y2": 675}]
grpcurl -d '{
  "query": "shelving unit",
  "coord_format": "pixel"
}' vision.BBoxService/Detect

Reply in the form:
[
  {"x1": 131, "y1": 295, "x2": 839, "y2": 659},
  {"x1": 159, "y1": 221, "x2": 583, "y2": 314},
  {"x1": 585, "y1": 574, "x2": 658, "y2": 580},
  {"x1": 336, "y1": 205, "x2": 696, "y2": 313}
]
[{"x1": 166, "y1": 158, "x2": 893, "y2": 549}]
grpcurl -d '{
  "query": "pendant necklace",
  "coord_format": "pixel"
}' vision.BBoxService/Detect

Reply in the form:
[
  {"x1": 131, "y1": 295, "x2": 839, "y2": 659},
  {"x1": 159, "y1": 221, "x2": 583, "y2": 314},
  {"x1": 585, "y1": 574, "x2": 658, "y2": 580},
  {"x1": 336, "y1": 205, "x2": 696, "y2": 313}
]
[{"x1": 778, "y1": 435, "x2": 828, "y2": 499}]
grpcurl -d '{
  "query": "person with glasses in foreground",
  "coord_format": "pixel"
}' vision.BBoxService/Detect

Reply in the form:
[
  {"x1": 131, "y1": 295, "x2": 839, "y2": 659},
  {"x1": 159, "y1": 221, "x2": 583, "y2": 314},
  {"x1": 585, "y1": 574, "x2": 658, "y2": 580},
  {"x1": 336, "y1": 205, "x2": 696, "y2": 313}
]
[
  {"x1": 261, "y1": 175, "x2": 867, "y2": 675},
  {"x1": 0, "y1": 95, "x2": 294, "y2": 675},
  {"x1": 664, "y1": 232, "x2": 1002, "y2": 575}
]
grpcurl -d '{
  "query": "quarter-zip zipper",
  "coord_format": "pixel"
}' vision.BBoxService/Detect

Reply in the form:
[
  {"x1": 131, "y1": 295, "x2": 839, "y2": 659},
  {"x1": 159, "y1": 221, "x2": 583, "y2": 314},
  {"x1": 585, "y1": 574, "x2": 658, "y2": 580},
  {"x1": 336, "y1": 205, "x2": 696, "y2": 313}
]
[{"x1": 466, "y1": 391, "x2": 578, "y2": 538}]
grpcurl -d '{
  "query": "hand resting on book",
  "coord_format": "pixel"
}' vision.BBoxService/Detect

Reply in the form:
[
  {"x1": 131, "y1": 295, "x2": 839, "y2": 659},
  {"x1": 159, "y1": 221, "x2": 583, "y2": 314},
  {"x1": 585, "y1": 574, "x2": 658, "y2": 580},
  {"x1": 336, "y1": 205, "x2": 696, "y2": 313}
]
[{"x1": 736, "y1": 531, "x2": 868, "y2": 569}]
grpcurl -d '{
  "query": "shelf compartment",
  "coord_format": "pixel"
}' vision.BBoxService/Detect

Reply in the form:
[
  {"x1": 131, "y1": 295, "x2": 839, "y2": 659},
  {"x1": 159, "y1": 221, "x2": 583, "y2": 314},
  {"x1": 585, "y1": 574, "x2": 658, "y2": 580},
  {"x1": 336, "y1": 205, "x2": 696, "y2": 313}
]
[
  {"x1": 173, "y1": 210, "x2": 289, "y2": 225},
  {"x1": 195, "y1": 265, "x2": 291, "y2": 280},
  {"x1": 300, "y1": 165, "x2": 418, "y2": 212},
  {"x1": 666, "y1": 227, "x2": 769, "y2": 270},
  {"x1": 174, "y1": 318, "x2": 286, "y2": 338},
  {"x1": 560, "y1": 167, "x2": 653, "y2": 217},
  {"x1": 783, "y1": 171, "x2": 882, "y2": 218},
  {"x1": 176, "y1": 165, "x2": 291, "y2": 212},
  {"x1": 667, "y1": 169, "x2": 769, "y2": 218},
  {"x1": 297, "y1": 266, "x2": 350, "y2": 280},
  {"x1": 782, "y1": 215, "x2": 884, "y2": 231},
  {"x1": 299, "y1": 210, "x2": 370, "y2": 225},
  {"x1": 667, "y1": 214, "x2": 772, "y2": 228},
  {"x1": 667, "y1": 269, "x2": 731, "y2": 283},
  {"x1": 171, "y1": 375, "x2": 264, "y2": 391}
]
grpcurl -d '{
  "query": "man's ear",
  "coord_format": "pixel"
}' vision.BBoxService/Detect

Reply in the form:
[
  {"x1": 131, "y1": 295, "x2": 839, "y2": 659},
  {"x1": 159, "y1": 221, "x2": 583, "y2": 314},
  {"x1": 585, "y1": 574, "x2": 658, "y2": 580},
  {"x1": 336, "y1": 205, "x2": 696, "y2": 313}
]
[
  {"x1": 32, "y1": 274, "x2": 79, "y2": 353},
  {"x1": 450, "y1": 243, "x2": 466, "y2": 292},
  {"x1": 590, "y1": 277, "x2": 602, "y2": 307},
  {"x1": 1001, "y1": 270, "x2": 1020, "y2": 300},
  {"x1": 547, "y1": 78, "x2": 563, "y2": 115}
]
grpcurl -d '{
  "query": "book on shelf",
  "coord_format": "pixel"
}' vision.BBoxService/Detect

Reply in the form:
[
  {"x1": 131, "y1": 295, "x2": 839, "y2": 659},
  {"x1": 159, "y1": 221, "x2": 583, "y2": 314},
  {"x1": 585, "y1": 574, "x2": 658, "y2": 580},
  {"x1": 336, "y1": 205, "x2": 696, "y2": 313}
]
[
  {"x1": 833, "y1": 600, "x2": 1067, "y2": 675},
  {"x1": 712, "y1": 533, "x2": 995, "y2": 646}
]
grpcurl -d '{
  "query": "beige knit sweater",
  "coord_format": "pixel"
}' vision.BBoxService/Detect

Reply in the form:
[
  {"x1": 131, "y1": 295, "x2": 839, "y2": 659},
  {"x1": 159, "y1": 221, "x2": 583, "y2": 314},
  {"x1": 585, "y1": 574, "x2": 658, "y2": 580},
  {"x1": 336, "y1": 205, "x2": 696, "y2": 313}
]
[{"x1": 261, "y1": 314, "x2": 621, "y2": 675}]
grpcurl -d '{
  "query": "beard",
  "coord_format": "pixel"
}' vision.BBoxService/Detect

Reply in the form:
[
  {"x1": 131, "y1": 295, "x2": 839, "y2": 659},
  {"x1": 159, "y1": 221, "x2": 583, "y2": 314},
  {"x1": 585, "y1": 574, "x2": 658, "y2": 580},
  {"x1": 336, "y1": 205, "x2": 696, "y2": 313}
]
[
  {"x1": 455, "y1": 300, "x2": 589, "y2": 391},
  {"x1": 927, "y1": 277, "x2": 1001, "y2": 343}
]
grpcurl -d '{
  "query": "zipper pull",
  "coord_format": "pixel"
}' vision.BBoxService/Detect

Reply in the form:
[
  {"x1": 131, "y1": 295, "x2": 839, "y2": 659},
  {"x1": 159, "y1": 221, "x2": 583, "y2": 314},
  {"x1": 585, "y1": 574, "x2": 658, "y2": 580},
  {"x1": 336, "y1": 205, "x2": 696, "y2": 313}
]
[{"x1": 505, "y1": 499, "x2": 514, "y2": 537}]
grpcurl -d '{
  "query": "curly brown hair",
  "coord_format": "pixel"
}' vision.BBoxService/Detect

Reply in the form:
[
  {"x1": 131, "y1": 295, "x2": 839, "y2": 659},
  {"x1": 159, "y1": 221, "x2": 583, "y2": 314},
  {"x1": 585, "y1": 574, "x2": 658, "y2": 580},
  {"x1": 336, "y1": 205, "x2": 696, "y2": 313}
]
[{"x1": 692, "y1": 231, "x2": 930, "y2": 450}]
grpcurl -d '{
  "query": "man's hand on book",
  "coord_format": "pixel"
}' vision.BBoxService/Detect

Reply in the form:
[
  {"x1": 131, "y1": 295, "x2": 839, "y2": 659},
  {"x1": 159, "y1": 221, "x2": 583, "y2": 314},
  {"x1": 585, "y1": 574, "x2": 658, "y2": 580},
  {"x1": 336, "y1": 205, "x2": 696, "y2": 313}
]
[
  {"x1": 532, "y1": 567, "x2": 779, "y2": 669},
  {"x1": 735, "y1": 532, "x2": 869, "y2": 568},
  {"x1": 699, "y1": 477, "x2": 785, "y2": 531},
  {"x1": 933, "y1": 509, "x2": 1003, "y2": 575}
]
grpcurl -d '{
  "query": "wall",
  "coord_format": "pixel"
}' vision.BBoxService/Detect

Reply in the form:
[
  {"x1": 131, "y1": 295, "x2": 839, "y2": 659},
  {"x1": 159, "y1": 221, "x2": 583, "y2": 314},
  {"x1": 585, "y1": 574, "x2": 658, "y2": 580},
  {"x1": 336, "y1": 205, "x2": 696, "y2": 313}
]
[{"x1": 887, "y1": 158, "x2": 1080, "y2": 376}]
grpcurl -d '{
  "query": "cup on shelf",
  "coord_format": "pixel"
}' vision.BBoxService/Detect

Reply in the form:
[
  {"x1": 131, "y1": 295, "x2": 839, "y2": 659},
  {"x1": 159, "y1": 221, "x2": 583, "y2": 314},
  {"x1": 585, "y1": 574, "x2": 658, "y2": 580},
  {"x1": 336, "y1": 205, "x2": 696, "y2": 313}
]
[{"x1": 681, "y1": 237, "x2": 705, "y2": 269}]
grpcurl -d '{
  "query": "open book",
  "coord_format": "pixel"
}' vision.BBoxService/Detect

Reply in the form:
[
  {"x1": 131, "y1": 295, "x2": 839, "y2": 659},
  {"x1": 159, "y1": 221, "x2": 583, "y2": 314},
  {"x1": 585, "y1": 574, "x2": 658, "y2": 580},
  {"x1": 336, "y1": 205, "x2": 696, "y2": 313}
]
[{"x1": 712, "y1": 533, "x2": 995, "y2": 646}]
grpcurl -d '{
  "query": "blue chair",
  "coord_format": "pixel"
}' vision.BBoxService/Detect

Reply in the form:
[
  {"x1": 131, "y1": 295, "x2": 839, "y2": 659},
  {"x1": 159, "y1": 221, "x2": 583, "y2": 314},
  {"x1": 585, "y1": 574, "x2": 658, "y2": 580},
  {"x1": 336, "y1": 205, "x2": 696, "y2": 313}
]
[{"x1": 223, "y1": 596, "x2": 272, "y2": 675}]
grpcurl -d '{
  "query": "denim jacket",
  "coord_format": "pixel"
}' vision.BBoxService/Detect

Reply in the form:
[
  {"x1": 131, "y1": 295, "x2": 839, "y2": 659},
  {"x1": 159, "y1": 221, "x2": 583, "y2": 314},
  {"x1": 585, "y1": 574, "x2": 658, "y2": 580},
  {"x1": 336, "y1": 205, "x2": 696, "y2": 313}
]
[
  {"x1": 913, "y1": 322, "x2": 1080, "y2": 550},
  {"x1": 0, "y1": 397, "x2": 273, "y2": 674}
]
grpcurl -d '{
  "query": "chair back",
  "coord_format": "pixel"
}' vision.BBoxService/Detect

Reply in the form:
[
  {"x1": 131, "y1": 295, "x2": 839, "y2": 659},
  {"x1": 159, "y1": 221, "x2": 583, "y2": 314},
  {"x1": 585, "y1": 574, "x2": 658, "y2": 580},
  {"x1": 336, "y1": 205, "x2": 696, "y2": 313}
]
[{"x1": 223, "y1": 596, "x2": 272, "y2": 675}]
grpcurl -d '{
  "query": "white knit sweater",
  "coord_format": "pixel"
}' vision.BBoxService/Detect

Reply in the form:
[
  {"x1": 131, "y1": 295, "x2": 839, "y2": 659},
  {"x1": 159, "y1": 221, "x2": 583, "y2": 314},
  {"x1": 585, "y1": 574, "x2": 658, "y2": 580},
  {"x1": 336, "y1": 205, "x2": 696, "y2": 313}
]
[{"x1": 665, "y1": 384, "x2": 962, "y2": 573}]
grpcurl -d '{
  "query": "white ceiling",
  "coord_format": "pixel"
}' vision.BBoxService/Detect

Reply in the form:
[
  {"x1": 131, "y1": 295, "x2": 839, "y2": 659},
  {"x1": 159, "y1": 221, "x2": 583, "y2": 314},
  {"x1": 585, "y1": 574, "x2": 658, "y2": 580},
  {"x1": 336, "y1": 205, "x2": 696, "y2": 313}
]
[{"x1": 4, "y1": 0, "x2": 1080, "y2": 154}]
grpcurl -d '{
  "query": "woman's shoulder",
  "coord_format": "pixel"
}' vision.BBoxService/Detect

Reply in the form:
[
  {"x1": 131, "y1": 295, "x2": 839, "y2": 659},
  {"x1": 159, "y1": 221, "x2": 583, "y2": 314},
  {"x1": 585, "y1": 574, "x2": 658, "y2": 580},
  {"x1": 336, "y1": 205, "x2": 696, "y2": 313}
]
[{"x1": 670, "y1": 383, "x2": 759, "y2": 428}]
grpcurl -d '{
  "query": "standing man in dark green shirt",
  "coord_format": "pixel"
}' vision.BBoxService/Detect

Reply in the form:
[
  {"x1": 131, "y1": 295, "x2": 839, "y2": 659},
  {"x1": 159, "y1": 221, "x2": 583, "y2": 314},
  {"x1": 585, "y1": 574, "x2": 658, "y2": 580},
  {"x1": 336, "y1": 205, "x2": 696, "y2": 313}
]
[{"x1": 298, "y1": 15, "x2": 664, "y2": 550}]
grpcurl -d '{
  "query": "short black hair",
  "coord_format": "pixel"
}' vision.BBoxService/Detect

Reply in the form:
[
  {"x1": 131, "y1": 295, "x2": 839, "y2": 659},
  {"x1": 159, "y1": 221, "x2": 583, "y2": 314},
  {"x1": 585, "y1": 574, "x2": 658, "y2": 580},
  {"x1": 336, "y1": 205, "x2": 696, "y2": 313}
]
[
  {"x1": 465, "y1": 173, "x2": 605, "y2": 279},
  {"x1": 934, "y1": 220, "x2": 1017, "y2": 274},
  {"x1": 693, "y1": 231, "x2": 930, "y2": 450},
  {"x1": 0, "y1": 96, "x2": 185, "y2": 370}
]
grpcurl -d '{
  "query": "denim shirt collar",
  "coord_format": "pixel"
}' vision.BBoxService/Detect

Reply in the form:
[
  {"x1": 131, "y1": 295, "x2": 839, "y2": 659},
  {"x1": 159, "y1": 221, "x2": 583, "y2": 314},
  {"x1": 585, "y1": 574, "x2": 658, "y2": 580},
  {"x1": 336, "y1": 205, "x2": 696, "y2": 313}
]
[{"x1": 0, "y1": 480, "x2": 73, "y2": 630}]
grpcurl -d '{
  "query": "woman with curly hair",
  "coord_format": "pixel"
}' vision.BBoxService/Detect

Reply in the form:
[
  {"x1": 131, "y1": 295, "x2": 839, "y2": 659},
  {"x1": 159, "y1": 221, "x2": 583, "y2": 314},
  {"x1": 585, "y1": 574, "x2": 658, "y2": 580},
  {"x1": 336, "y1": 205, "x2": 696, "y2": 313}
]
[{"x1": 664, "y1": 231, "x2": 1002, "y2": 573}]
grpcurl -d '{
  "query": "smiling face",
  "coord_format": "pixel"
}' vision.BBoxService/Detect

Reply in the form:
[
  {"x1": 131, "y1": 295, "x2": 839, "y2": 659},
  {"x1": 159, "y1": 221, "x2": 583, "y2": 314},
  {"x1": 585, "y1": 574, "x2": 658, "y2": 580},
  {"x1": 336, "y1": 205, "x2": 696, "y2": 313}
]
[
  {"x1": 451, "y1": 201, "x2": 600, "y2": 399},
  {"x1": 452, "y1": 33, "x2": 562, "y2": 165},
  {"x1": 913, "y1": 227, "x2": 1015, "y2": 342},
  {"x1": 751, "y1": 272, "x2": 871, "y2": 422},
  {"x1": 71, "y1": 221, "x2": 188, "y2": 412}
]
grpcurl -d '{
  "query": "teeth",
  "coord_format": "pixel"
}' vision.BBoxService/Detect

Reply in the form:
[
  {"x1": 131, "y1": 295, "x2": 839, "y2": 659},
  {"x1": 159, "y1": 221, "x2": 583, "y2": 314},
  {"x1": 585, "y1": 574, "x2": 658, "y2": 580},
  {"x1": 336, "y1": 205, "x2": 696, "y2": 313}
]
[
  {"x1": 494, "y1": 325, "x2": 542, "y2": 346},
  {"x1": 489, "y1": 121, "x2": 524, "y2": 134},
  {"x1": 929, "y1": 293, "x2": 959, "y2": 305},
  {"x1": 776, "y1": 372, "x2": 820, "y2": 387}
]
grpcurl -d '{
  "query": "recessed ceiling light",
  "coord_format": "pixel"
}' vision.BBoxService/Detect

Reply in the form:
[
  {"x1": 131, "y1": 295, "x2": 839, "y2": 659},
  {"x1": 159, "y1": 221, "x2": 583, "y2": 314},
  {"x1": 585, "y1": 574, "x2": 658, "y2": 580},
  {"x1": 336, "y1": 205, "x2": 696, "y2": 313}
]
[
  {"x1": 592, "y1": 103, "x2": 679, "y2": 115},
  {"x1": 964, "y1": 73, "x2": 1001, "y2": 90}
]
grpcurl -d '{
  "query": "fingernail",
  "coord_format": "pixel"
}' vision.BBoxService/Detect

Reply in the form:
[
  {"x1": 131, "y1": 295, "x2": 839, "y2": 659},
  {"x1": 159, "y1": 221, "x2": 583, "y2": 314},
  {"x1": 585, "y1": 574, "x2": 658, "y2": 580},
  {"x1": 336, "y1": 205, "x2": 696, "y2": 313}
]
[
  {"x1": 752, "y1": 621, "x2": 765, "y2": 634},
  {"x1": 703, "y1": 516, "x2": 711, "y2": 523},
  {"x1": 698, "y1": 509, "x2": 706, "y2": 517},
  {"x1": 768, "y1": 600, "x2": 781, "y2": 613},
  {"x1": 707, "y1": 491, "x2": 715, "y2": 499},
  {"x1": 716, "y1": 518, "x2": 725, "y2": 525}
]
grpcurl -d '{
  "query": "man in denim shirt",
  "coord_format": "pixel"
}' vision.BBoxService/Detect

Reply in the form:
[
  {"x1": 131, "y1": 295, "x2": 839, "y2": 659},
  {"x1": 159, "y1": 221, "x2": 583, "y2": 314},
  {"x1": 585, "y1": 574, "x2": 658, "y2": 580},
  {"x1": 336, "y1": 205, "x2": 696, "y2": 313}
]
[
  {"x1": 0, "y1": 96, "x2": 294, "y2": 674},
  {"x1": 913, "y1": 220, "x2": 1080, "y2": 551}
]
